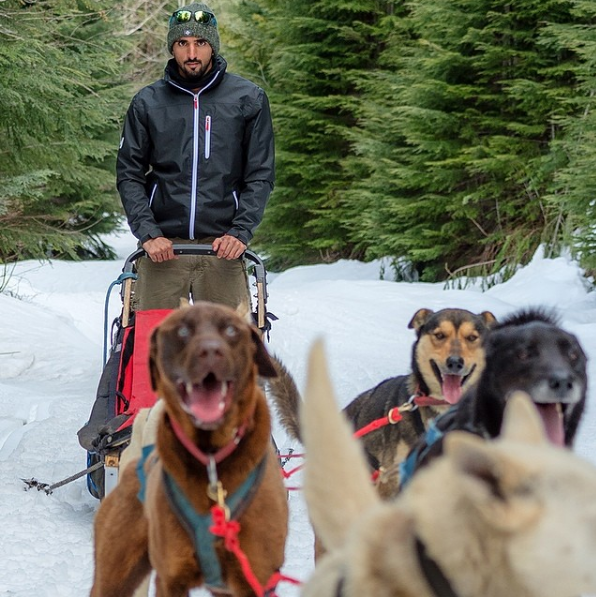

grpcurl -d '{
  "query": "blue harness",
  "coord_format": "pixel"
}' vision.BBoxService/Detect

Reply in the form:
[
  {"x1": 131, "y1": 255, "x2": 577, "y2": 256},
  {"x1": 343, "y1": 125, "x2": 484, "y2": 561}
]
[
  {"x1": 137, "y1": 445, "x2": 268, "y2": 590},
  {"x1": 399, "y1": 419, "x2": 444, "y2": 489}
]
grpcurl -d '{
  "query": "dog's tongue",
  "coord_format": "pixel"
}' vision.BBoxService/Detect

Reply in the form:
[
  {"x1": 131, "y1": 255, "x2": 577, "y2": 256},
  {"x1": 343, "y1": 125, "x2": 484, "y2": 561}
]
[
  {"x1": 441, "y1": 375, "x2": 462, "y2": 404},
  {"x1": 535, "y1": 403, "x2": 565, "y2": 446},
  {"x1": 185, "y1": 381, "x2": 228, "y2": 425}
]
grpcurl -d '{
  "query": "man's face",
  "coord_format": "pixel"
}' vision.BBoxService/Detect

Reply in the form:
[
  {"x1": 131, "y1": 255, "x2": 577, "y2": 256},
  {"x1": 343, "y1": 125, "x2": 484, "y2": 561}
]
[{"x1": 172, "y1": 36, "x2": 213, "y2": 80}]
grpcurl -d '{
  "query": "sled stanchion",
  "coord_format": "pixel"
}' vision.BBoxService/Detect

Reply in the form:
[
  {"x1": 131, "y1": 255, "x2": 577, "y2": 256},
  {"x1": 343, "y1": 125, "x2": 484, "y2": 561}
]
[
  {"x1": 121, "y1": 277, "x2": 134, "y2": 328},
  {"x1": 256, "y1": 281, "x2": 265, "y2": 329},
  {"x1": 104, "y1": 452, "x2": 120, "y2": 496}
]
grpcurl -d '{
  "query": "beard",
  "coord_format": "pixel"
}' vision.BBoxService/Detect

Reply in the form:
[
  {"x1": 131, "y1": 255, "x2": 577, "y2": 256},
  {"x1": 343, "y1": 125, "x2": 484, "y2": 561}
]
[{"x1": 180, "y1": 57, "x2": 213, "y2": 81}]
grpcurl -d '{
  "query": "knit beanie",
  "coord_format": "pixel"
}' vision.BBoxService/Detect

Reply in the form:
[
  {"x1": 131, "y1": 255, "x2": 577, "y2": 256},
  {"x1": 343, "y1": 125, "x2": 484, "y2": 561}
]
[{"x1": 167, "y1": 3, "x2": 220, "y2": 56}]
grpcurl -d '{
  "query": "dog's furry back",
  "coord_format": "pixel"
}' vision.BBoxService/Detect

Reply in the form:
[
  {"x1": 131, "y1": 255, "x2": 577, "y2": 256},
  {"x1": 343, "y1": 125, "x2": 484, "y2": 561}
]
[{"x1": 300, "y1": 339, "x2": 596, "y2": 597}]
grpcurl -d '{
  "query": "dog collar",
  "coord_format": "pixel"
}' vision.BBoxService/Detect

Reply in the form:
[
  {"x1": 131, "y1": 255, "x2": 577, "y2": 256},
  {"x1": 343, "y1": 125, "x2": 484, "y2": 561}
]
[
  {"x1": 410, "y1": 393, "x2": 450, "y2": 407},
  {"x1": 332, "y1": 540, "x2": 458, "y2": 597},
  {"x1": 168, "y1": 415, "x2": 247, "y2": 465},
  {"x1": 415, "y1": 536, "x2": 460, "y2": 597}
]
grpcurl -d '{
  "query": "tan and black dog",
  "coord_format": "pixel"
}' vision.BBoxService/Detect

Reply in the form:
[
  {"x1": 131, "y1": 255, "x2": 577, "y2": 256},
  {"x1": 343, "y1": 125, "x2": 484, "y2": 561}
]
[
  {"x1": 269, "y1": 307, "x2": 496, "y2": 499},
  {"x1": 90, "y1": 302, "x2": 288, "y2": 597}
]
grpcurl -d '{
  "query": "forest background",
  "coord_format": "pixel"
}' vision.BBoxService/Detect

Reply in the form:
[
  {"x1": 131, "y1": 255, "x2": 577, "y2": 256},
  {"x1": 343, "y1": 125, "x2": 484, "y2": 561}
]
[{"x1": 3, "y1": 0, "x2": 596, "y2": 284}]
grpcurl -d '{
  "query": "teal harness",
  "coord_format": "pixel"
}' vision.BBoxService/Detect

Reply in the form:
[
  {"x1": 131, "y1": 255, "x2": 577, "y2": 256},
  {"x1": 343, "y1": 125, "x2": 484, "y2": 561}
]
[{"x1": 137, "y1": 445, "x2": 268, "y2": 590}]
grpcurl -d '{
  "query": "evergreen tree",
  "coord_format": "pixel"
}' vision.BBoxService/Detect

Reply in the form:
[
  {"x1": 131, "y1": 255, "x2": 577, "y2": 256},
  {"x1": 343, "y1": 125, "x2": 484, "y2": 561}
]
[
  {"x1": 541, "y1": 1, "x2": 596, "y2": 273},
  {"x1": 226, "y1": 0, "x2": 393, "y2": 269},
  {"x1": 0, "y1": 0, "x2": 132, "y2": 262},
  {"x1": 344, "y1": 0, "x2": 586, "y2": 281}
]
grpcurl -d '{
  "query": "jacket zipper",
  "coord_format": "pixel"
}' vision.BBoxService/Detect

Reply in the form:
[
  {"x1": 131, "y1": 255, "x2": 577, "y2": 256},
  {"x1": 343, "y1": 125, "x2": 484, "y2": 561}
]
[
  {"x1": 149, "y1": 183, "x2": 157, "y2": 207},
  {"x1": 205, "y1": 115, "x2": 211, "y2": 159},
  {"x1": 189, "y1": 94, "x2": 200, "y2": 239},
  {"x1": 169, "y1": 70, "x2": 221, "y2": 240}
]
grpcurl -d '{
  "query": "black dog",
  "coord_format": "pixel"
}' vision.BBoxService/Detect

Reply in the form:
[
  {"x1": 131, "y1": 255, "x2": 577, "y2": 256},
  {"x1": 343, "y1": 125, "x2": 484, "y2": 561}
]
[{"x1": 400, "y1": 307, "x2": 588, "y2": 487}]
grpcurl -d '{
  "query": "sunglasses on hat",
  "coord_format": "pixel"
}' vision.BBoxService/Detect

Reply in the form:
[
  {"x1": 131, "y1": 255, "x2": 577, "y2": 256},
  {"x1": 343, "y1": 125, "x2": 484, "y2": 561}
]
[{"x1": 170, "y1": 9, "x2": 217, "y2": 27}]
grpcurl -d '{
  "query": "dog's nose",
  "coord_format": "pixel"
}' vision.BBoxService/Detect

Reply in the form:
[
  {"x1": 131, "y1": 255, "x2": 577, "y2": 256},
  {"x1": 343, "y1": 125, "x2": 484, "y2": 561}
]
[
  {"x1": 548, "y1": 372, "x2": 575, "y2": 394},
  {"x1": 198, "y1": 339, "x2": 225, "y2": 363},
  {"x1": 446, "y1": 355, "x2": 464, "y2": 374}
]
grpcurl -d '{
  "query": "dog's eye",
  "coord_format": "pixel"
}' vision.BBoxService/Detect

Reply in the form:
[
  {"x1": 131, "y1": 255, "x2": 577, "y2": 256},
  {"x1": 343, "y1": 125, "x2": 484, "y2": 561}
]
[
  {"x1": 177, "y1": 325, "x2": 191, "y2": 339},
  {"x1": 434, "y1": 332, "x2": 445, "y2": 341},
  {"x1": 466, "y1": 334, "x2": 479, "y2": 343},
  {"x1": 517, "y1": 348, "x2": 530, "y2": 361},
  {"x1": 224, "y1": 325, "x2": 238, "y2": 339}
]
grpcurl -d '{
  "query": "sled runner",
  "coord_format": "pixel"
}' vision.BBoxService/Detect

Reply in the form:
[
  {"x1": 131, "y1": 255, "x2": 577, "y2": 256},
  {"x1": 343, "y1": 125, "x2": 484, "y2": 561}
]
[{"x1": 77, "y1": 244, "x2": 274, "y2": 499}]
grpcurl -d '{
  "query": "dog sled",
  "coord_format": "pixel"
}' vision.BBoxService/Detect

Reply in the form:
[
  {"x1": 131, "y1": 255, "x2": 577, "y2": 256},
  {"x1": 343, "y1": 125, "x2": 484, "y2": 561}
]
[{"x1": 77, "y1": 244, "x2": 274, "y2": 499}]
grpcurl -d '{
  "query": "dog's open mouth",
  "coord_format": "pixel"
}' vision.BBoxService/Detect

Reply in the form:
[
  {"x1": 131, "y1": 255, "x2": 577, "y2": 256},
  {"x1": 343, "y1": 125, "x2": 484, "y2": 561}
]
[
  {"x1": 176, "y1": 372, "x2": 233, "y2": 429},
  {"x1": 432, "y1": 362, "x2": 475, "y2": 405},
  {"x1": 534, "y1": 402, "x2": 565, "y2": 446},
  {"x1": 441, "y1": 374, "x2": 463, "y2": 405}
]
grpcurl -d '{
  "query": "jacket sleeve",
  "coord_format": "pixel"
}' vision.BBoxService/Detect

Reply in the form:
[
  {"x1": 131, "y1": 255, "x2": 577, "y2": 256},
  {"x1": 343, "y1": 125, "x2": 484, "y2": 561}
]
[
  {"x1": 116, "y1": 96, "x2": 163, "y2": 243},
  {"x1": 227, "y1": 89, "x2": 275, "y2": 245}
]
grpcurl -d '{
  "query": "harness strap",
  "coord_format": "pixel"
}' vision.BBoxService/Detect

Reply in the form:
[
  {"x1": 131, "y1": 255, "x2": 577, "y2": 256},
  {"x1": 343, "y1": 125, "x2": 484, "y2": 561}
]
[
  {"x1": 332, "y1": 539, "x2": 459, "y2": 597},
  {"x1": 168, "y1": 414, "x2": 247, "y2": 465},
  {"x1": 136, "y1": 444, "x2": 159, "y2": 503},
  {"x1": 334, "y1": 575, "x2": 346, "y2": 597},
  {"x1": 399, "y1": 419, "x2": 444, "y2": 489},
  {"x1": 162, "y1": 453, "x2": 269, "y2": 590},
  {"x1": 415, "y1": 536, "x2": 460, "y2": 597}
]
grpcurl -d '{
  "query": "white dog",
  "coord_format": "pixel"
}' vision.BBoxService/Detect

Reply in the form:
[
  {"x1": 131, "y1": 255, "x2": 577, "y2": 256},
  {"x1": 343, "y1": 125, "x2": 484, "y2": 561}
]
[{"x1": 300, "y1": 339, "x2": 596, "y2": 597}]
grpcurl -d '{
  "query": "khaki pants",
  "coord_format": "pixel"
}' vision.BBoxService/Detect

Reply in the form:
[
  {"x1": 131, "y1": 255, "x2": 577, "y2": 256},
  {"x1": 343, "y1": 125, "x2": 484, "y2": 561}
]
[{"x1": 132, "y1": 237, "x2": 251, "y2": 311}]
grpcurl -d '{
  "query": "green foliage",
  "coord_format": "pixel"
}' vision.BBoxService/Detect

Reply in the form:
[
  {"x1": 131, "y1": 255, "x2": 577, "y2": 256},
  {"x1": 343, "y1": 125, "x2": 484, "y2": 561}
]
[
  {"x1": 343, "y1": 0, "x2": 585, "y2": 280},
  {"x1": 540, "y1": 1, "x2": 596, "y2": 275},
  {"x1": 225, "y1": 0, "x2": 395, "y2": 269},
  {"x1": 224, "y1": 0, "x2": 596, "y2": 283},
  {"x1": 6, "y1": 0, "x2": 596, "y2": 281},
  {"x1": 0, "y1": 0, "x2": 133, "y2": 262}
]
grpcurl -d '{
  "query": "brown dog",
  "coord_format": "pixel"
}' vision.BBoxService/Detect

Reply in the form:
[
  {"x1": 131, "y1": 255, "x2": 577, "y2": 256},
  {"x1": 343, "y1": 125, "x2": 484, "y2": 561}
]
[{"x1": 90, "y1": 302, "x2": 288, "y2": 597}]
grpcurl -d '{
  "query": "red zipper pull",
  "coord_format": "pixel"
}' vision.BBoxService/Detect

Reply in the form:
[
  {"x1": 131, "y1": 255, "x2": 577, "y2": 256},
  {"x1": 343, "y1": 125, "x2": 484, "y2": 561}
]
[{"x1": 194, "y1": 96, "x2": 198, "y2": 110}]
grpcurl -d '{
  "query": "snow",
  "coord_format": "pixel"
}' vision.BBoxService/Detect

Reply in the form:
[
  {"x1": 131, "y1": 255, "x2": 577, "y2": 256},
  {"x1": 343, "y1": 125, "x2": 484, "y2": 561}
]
[{"x1": 2, "y1": 228, "x2": 596, "y2": 596}]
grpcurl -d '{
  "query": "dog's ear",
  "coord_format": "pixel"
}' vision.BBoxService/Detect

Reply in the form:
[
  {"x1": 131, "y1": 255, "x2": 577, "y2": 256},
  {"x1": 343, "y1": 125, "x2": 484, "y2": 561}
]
[
  {"x1": 500, "y1": 391, "x2": 548, "y2": 446},
  {"x1": 408, "y1": 308, "x2": 434, "y2": 331},
  {"x1": 445, "y1": 432, "x2": 541, "y2": 532},
  {"x1": 236, "y1": 300, "x2": 251, "y2": 321},
  {"x1": 480, "y1": 310, "x2": 498, "y2": 327},
  {"x1": 302, "y1": 338, "x2": 379, "y2": 551},
  {"x1": 148, "y1": 327, "x2": 161, "y2": 391},
  {"x1": 250, "y1": 328, "x2": 277, "y2": 378}
]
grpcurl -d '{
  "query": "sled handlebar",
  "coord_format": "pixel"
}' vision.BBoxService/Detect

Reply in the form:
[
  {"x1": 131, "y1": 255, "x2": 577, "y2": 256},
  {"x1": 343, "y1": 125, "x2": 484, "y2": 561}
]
[
  {"x1": 122, "y1": 244, "x2": 267, "y2": 289},
  {"x1": 119, "y1": 244, "x2": 269, "y2": 329}
]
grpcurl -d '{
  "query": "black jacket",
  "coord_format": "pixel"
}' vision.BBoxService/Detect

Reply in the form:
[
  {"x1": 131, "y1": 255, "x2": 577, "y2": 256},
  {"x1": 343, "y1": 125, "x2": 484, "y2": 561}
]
[{"x1": 116, "y1": 56, "x2": 275, "y2": 245}]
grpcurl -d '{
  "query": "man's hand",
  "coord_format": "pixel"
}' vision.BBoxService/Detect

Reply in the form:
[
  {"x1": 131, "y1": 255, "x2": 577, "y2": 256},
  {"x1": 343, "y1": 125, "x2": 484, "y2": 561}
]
[
  {"x1": 142, "y1": 237, "x2": 177, "y2": 263},
  {"x1": 212, "y1": 235, "x2": 246, "y2": 259}
]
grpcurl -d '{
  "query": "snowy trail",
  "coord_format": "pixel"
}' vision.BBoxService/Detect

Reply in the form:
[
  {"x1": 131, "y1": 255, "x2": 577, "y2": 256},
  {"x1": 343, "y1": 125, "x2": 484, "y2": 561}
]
[{"x1": 1, "y1": 233, "x2": 596, "y2": 596}]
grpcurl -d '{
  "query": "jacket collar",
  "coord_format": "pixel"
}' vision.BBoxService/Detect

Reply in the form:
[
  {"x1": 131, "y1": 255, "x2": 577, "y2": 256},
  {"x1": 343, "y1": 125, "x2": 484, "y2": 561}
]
[{"x1": 164, "y1": 55, "x2": 227, "y2": 93}]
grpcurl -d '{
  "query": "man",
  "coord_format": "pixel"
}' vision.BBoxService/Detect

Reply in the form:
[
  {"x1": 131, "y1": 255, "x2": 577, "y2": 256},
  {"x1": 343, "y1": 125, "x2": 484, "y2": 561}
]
[{"x1": 117, "y1": 3, "x2": 274, "y2": 310}]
